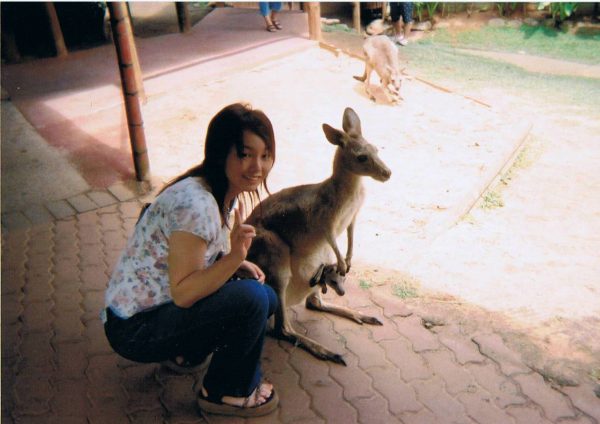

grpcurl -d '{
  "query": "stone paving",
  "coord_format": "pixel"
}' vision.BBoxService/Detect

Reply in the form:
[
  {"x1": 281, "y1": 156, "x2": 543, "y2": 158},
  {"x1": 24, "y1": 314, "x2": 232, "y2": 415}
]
[{"x1": 2, "y1": 199, "x2": 599, "y2": 423}]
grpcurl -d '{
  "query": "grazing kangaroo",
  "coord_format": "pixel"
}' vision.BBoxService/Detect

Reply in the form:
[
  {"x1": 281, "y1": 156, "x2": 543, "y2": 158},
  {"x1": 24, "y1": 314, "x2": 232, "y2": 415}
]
[
  {"x1": 353, "y1": 35, "x2": 403, "y2": 104},
  {"x1": 246, "y1": 107, "x2": 391, "y2": 365}
]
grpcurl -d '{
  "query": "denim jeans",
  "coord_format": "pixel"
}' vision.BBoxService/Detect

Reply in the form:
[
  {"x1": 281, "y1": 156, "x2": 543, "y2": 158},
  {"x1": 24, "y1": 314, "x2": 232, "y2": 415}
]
[{"x1": 104, "y1": 279, "x2": 277, "y2": 399}]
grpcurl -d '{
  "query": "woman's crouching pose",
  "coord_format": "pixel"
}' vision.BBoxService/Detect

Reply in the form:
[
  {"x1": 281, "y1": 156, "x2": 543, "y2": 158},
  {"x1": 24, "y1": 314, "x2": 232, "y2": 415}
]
[{"x1": 103, "y1": 103, "x2": 279, "y2": 417}]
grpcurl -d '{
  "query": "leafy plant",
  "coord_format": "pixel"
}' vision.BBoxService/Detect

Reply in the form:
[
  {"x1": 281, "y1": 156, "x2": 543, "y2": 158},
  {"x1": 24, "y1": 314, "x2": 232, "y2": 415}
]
[
  {"x1": 497, "y1": 2, "x2": 517, "y2": 16},
  {"x1": 415, "y1": 2, "x2": 439, "y2": 22},
  {"x1": 426, "y1": 2, "x2": 439, "y2": 20},
  {"x1": 538, "y1": 2, "x2": 579, "y2": 22},
  {"x1": 414, "y1": 2, "x2": 424, "y2": 22}
]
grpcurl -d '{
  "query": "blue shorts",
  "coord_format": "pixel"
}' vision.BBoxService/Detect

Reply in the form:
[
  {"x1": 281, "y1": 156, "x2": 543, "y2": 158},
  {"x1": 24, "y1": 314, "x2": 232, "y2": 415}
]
[{"x1": 390, "y1": 2, "x2": 414, "y2": 24}]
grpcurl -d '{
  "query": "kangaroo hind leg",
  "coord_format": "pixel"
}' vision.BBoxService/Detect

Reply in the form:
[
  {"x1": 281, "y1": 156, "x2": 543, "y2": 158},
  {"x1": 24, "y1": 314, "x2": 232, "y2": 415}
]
[{"x1": 306, "y1": 292, "x2": 383, "y2": 325}]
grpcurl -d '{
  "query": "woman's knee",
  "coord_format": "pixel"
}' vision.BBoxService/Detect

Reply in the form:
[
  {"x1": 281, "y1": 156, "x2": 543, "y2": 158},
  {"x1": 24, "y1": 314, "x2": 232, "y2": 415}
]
[{"x1": 230, "y1": 279, "x2": 276, "y2": 319}]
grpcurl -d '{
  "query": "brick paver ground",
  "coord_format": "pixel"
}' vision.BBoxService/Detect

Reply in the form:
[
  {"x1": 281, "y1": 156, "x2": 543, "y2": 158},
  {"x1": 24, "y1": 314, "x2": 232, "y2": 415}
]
[{"x1": 2, "y1": 201, "x2": 599, "y2": 423}]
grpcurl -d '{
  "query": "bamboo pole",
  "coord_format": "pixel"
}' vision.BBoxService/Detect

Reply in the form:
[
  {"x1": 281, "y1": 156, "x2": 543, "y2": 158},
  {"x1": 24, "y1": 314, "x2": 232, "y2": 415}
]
[
  {"x1": 107, "y1": 2, "x2": 151, "y2": 182},
  {"x1": 382, "y1": 2, "x2": 388, "y2": 21},
  {"x1": 175, "y1": 2, "x2": 191, "y2": 33},
  {"x1": 44, "y1": 2, "x2": 67, "y2": 58},
  {"x1": 305, "y1": 2, "x2": 322, "y2": 41},
  {"x1": 122, "y1": 3, "x2": 146, "y2": 103},
  {"x1": 352, "y1": 2, "x2": 361, "y2": 33}
]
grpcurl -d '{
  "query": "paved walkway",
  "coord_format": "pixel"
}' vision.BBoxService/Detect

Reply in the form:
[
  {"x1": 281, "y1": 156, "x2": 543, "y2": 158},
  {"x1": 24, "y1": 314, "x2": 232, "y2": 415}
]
[
  {"x1": 3, "y1": 206, "x2": 599, "y2": 423},
  {"x1": 2, "y1": 6, "x2": 599, "y2": 424}
]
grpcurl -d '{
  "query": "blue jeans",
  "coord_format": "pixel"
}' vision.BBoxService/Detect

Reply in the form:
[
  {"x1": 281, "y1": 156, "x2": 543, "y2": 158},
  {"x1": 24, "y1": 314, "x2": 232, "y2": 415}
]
[
  {"x1": 259, "y1": 2, "x2": 282, "y2": 17},
  {"x1": 104, "y1": 279, "x2": 277, "y2": 399}
]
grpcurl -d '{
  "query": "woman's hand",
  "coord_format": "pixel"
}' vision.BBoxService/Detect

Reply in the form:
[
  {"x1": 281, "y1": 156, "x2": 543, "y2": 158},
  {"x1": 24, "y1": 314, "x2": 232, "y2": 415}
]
[
  {"x1": 236, "y1": 260, "x2": 266, "y2": 283},
  {"x1": 229, "y1": 202, "x2": 256, "y2": 262}
]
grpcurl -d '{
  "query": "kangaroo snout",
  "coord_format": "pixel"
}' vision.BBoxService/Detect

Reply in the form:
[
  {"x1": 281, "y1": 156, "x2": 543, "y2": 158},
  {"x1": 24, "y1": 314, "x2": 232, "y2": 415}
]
[{"x1": 374, "y1": 165, "x2": 392, "y2": 182}]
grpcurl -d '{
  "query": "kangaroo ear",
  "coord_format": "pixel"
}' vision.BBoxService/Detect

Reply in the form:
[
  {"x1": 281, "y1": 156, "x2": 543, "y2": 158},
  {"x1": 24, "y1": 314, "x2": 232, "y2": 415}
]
[
  {"x1": 322, "y1": 124, "x2": 346, "y2": 147},
  {"x1": 342, "y1": 107, "x2": 362, "y2": 135}
]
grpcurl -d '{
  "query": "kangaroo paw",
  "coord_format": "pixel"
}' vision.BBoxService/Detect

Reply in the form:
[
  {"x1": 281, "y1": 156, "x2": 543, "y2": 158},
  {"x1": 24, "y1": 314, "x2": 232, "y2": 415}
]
[{"x1": 360, "y1": 315, "x2": 383, "y2": 325}]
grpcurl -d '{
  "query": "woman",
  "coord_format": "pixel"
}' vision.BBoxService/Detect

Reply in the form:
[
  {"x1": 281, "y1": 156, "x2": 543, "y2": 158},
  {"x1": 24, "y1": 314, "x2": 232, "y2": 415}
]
[
  {"x1": 259, "y1": 2, "x2": 283, "y2": 32},
  {"x1": 103, "y1": 103, "x2": 279, "y2": 417}
]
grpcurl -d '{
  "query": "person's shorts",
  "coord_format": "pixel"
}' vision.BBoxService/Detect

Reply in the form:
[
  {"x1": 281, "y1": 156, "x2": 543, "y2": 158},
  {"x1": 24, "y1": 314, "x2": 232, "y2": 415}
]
[{"x1": 390, "y1": 2, "x2": 414, "y2": 24}]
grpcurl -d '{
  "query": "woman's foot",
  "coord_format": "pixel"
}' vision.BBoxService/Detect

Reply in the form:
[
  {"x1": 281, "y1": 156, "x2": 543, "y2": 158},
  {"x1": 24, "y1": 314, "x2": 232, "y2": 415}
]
[
  {"x1": 272, "y1": 20, "x2": 283, "y2": 30},
  {"x1": 197, "y1": 382, "x2": 279, "y2": 417},
  {"x1": 202, "y1": 382, "x2": 273, "y2": 408}
]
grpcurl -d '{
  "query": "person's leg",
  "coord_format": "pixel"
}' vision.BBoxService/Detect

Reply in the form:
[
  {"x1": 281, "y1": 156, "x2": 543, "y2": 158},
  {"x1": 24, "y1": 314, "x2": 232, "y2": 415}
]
[
  {"x1": 105, "y1": 279, "x2": 277, "y2": 400},
  {"x1": 390, "y1": 3, "x2": 404, "y2": 43},
  {"x1": 202, "y1": 280, "x2": 277, "y2": 399},
  {"x1": 259, "y1": 2, "x2": 276, "y2": 31},
  {"x1": 399, "y1": 2, "x2": 414, "y2": 45},
  {"x1": 270, "y1": 2, "x2": 283, "y2": 29}
]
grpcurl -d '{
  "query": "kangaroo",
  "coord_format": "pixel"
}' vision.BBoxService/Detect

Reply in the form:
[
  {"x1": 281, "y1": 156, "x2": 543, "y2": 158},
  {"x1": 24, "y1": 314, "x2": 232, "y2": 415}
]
[
  {"x1": 246, "y1": 107, "x2": 392, "y2": 365},
  {"x1": 353, "y1": 35, "x2": 403, "y2": 104}
]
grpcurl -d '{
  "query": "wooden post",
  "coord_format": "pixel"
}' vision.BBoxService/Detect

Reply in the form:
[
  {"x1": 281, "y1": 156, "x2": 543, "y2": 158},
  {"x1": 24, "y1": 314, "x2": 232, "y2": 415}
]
[
  {"x1": 107, "y1": 2, "x2": 151, "y2": 182},
  {"x1": 175, "y1": 2, "x2": 191, "y2": 33},
  {"x1": 352, "y1": 2, "x2": 361, "y2": 33},
  {"x1": 122, "y1": 4, "x2": 146, "y2": 103},
  {"x1": 382, "y1": 2, "x2": 388, "y2": 21},
  {"x1": 305, "y1": 2, "x2": 321, "y2": 41},
  {"x1": 44, "y1": 2, "x2": 68, "y2": 58}
]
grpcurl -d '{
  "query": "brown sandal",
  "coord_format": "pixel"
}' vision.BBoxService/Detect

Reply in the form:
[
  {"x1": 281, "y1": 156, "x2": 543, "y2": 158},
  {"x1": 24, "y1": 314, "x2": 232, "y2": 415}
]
[
  {"x1": 273, "y1": 20, "x2": 283, "y2": 30},
  {"x1": 266, "y1": 24, "x2": 277, "y2": 32},
  {"x1": 197, "y1": 384, "x2": 279, "y2": 417}
]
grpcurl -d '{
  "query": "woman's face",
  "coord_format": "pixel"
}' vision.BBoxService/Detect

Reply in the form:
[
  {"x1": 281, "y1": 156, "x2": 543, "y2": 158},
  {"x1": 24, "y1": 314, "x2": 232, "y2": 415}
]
[{"x1": 225, "y1": 130, "x2": 274, "y2": 196}]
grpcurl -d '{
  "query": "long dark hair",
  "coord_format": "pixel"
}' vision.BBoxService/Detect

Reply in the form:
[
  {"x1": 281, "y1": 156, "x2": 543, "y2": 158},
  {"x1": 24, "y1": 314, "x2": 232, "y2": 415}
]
[{"x1": 161, "y1": 103, "x2": 276, "y2": 221}]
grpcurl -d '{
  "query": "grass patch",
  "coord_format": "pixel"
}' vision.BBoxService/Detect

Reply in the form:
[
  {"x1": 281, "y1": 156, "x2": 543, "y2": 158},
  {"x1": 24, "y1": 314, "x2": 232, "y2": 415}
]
[
  {"x1": 322, "y1": 23, "x2": 355, "y2": 33},
  {"x1": 392, "y1": 281, "x2": 419, "y2": 298},
  {"x1": 404, "y1": 42, "x2": 600, "y2": 111},
  {"x1": 480, "y1": 190, "x2": 504, "y2": 209},
  {"x1": 359, "y1": 279, "x2": 373, "y2": 290},
  {"x1": 423, "y1": 25, "x2": 600, "y2": 65}
]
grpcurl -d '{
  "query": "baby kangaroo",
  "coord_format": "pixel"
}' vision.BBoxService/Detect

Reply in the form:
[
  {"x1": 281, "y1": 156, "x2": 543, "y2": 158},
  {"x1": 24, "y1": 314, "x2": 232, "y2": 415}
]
[{"x1": 246, "y1": 107, "x2": 391, "y2": 365}]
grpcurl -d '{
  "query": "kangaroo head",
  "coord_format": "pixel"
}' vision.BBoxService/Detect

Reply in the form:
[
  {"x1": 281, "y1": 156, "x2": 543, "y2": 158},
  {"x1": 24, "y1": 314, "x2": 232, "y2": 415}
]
[{"x1": 322, "y1": 108, "x2": 392, "y2": 182}]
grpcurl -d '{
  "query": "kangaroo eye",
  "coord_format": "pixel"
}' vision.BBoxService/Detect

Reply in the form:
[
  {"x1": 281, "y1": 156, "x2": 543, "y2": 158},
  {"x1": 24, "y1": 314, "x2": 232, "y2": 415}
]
[{"x1": 357, "y1": 155, "x2": 368, "y2": 163}]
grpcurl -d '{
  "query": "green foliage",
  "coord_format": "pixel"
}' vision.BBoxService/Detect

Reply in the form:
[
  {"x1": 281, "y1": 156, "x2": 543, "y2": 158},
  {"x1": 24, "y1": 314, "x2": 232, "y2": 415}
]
[
  {"x1": 497, "y1": 2, "x2": 517, "y2": 16},
  {"x1": 415, "y1": 2, "x2": 424, "y2": 22},
  {"x1": 415, "y1": 2, "x2": 439, "y2": 21},
  {"x1": 538, "y1": 2, "x2": 579, "y2": 22},
  {"x1": 426, "y1": 3, "x2": 439, "y2": 18}
]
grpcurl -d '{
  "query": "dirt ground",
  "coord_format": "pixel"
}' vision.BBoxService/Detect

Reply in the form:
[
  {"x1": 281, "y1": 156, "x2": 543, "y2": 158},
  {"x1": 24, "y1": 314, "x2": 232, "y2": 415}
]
[
  {"x1": 321, "y1": 9, "x2": 600, "y2": 387},
  {"x1": 121, "y1": 5, "x2": 600, "y2": 387}
]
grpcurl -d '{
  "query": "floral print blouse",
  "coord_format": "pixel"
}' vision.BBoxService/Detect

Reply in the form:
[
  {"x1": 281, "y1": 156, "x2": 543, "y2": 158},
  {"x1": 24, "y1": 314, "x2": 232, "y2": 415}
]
[{"x1": 103, "y1": 177, "x2": 230, "y2": 321}]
